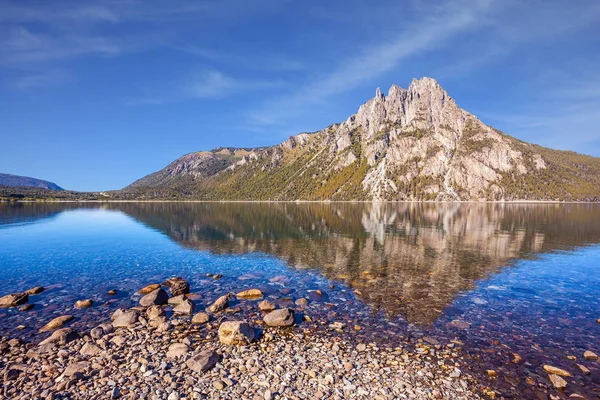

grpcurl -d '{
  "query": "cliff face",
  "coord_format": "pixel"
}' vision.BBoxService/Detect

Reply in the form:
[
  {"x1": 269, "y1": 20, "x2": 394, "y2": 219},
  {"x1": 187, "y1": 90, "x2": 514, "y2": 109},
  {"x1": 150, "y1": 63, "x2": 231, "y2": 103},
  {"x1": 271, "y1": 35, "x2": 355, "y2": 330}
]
[{"x1": 125, "y1": 77, "x2": 600, "y2": 201}]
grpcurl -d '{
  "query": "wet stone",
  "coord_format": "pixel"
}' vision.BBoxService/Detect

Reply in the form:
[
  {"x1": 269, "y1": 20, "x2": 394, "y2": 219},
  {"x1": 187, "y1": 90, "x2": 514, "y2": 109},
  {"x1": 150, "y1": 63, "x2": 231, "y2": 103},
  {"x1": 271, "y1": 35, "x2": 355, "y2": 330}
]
[
  {"x1": 139, "y1": 288, "x2": 169, "y2": 307},
  {"x1": 39, "y1": 315, "x2": 74, "y2": 332},
  {"x1": 218, "y1": 321, "x2": 255, "y2": 345},
  {"x1": 263, "y1": 308, "x2": 294, "y2": 327},
  {"x1": 0, "y1": 292, "x2": 28, "y2": 308}
]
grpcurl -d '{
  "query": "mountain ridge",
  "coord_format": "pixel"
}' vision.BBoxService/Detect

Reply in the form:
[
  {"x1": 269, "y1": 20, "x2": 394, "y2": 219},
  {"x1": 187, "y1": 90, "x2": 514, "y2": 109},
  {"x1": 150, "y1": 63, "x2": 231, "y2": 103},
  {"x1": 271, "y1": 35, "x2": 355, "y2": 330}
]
[
  {"x1": 124, "y1": 77, "x2": 600, "y2": 202},
  {"x1": 0, "y1": 173, "x2": 63, "y2": 191}
]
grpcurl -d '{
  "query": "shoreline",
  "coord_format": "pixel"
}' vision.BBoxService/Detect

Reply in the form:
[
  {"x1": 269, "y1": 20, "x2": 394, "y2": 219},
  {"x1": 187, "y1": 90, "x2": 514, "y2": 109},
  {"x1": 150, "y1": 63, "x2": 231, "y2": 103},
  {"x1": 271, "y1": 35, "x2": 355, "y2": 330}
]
[
  {"x1": 0, "y1": 281, "x2": 483, "y2": 400},
  {"x1": 2, "y1": 199, "x2": 600, "y2": 204}
]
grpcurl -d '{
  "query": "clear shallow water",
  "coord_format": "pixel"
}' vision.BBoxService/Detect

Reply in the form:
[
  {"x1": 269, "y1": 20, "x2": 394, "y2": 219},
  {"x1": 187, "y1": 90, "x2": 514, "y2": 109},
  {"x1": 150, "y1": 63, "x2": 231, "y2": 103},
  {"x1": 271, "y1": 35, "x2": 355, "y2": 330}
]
[{"x1": 0, "y1": 202, "x2": 599, "y2": 397}]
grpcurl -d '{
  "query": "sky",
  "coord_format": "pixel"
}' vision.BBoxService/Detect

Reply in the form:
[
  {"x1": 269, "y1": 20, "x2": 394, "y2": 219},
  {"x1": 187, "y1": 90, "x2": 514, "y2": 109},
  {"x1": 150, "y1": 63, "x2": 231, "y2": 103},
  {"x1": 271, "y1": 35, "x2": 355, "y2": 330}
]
[{"x1": 1, "y1": 0, "x2": 599, "y2": 191}]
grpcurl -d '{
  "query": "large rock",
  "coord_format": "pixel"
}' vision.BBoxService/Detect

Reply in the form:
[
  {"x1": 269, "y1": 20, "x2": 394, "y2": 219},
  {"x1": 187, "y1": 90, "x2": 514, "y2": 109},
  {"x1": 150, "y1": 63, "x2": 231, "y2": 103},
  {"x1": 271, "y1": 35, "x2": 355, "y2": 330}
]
[
  {"x1": 0, "y1": 292, "x2": 28, "y2": 308},
  {"x1": 138, "y1": 283, "x2": 161, "y2": 295},
  {"x1": 168, "y1": 294, "x2": 186, "y2": 306},
  {"x1": 263, "y1": 308, "x2": 295, "y2": 327},
  {"x1": 207, "y1": 294, "x2": 230, "y2": 313},
  {"x1": 218, "y1": 321, "x2": 255, "y2": 345},
  {"x1": 80, "y1": 342, "x2": 101, "y2": 356},
  {"x1": 111, "y1": 309, "x2": 139, "y2": 328},
  {"x1": 173, "y1": 299, "x2": 195, "y2": 315},
  {"x1": 583, "y1": 350, "x2": 598, "y2": 361},
  {"x1": 548, "y1": 374, "x2": 567, "y2": 390},
  {"x1": 90, "y1": 323, "x2": 114, "y2": 339},
  {"x1": 236, "y1": 289, "x2": 263, "y2": 299},
  {"x1": 163, "y1": 277, "x2": 190, "y2": 297},
  {"x1": 63, "y1": 361, "x2": 90, "y2": 378},
  {"x1": 39, "y1": 328, "x2": 78, "y2": 346},
  {"x1": 39, "y1": 315, "x2": 73, "y2": 332},
  {"x1": 186, "y1": 349, "x2": 220, "y2": 373},
  {"x1": 146, "y1": 305, "x2": 165, "y2": 320},
  {"x1": 139, "y1": 288, "x2": 169, "y2": 307},
  {"x1": 543, "y1": 365, "x2": 572, "y2": 377}
]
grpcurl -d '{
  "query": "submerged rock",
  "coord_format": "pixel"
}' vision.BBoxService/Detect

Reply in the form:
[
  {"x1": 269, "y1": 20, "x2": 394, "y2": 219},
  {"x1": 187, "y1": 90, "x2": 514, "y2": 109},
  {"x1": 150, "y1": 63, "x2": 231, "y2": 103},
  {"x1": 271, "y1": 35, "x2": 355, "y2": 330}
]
[
  {"x1": 74, "y1": 299, "x2": 93, "y2": 309},
  {"x1": 236, "y1": 289, "x2": 263, "y2": 299},
  {"x1": 583, "y1": 350, "x2": 598, "y2": 361},
  {"x1": 0, "y1": 292, "x2": 28, "y2": 308},
  {"x1": 25, "y1": 286, "x2": 45, "y2": 295},
  {"x1": 263, "y1": 308, "x2": 295, "y2": 327},
  {"x1": 39, "y1": 327, "x2": 78, "y2": 346},
  {"x1": 543, "y1": 365, "x2": 572, "y2": 377},
  {"x1": 163, "y1": 277, "x2": 190, "y2": 297},
  {"x1": 39, "y1": 315, "x2": 74, "y2": 332},
  {"x1": 218, "y1": 321, "x2": 255, "y2": 345},
  {"x1": 258, "y1": 300, "x2": 276, "y2": 312},
  {"x1": 207, "y1": 294, "x2": 230, "y2": 313},
  {"x1": 548, "y1": 374, "x2": 567, "y2": 390}
]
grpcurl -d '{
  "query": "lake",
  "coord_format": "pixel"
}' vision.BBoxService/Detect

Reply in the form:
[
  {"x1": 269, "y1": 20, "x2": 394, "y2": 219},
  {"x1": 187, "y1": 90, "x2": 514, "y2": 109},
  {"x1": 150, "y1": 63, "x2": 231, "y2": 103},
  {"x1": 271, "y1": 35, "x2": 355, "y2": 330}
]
[{"x1": 1, "y1": 202, "x2": 599, "y2": 397}]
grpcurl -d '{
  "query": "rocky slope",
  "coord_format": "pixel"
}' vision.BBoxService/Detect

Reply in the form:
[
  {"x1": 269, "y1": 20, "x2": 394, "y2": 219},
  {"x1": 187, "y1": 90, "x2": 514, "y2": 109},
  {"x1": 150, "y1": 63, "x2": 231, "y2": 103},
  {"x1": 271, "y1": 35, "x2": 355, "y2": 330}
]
[
  {"x1": 125, "y1": 77, "x2": 600, "y2": 201},
  {"x1": 0, "y1": 173, "x2": 63, "y2": 191}
]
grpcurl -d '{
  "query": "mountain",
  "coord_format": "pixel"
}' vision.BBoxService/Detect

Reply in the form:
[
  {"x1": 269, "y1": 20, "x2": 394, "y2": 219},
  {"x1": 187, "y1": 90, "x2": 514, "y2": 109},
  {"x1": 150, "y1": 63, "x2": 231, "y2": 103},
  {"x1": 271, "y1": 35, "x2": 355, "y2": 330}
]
[
  {"x1": 124, "y1": 77, "x2": 600, "y2": 201},
  {"x1": 0, "y1": 173, "x2": 63, "y2": 191}
]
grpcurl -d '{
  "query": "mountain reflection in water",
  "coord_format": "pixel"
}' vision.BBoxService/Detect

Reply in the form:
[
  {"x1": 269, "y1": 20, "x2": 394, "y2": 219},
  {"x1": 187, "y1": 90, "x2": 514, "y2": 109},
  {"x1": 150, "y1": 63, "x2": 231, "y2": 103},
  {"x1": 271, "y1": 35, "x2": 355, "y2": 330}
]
[{"x1": 19, "y1": 202, "x2": 593, "y2": 325}]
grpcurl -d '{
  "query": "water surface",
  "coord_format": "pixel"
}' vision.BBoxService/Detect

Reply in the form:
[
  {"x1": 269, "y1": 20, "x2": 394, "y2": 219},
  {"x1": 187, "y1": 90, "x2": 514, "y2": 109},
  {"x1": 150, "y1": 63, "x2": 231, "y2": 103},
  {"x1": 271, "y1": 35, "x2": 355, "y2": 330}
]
[{"x1": 1, "y1": 202, "x2": 599, "y2": 397}]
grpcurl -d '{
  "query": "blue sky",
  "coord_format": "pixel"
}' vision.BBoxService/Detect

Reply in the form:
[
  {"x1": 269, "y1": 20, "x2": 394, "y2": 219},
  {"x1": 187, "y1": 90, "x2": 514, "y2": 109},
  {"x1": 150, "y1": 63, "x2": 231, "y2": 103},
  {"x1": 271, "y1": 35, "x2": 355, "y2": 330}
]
[{"x1": 1, "y1": 0, "x2": 599, "y2": 191}]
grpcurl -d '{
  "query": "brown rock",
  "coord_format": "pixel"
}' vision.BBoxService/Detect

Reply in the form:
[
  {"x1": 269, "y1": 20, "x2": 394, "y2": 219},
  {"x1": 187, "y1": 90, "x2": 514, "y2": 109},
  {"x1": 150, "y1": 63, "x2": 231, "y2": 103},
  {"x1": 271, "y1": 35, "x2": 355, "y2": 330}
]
[
  {"x1": 192, "y1": 312, "x2": 210, "y2": 324},
  {"x1": 207, "y1": 294, "x2": 230, "y2": 313},
  {"x1": 236, "y1": 289, "x2": 263, "y2": 299},
  {"x1": 511, "y1": 353, "x2": 523, "y2": 364},
  {"x1": 173, "y1": 299, "x2": 195, "y2": 315},
  {"x1": 39, "y1": 315, "x2": 73, "y2": 332},
  {"x1": 18, "y1": 303, "x2": 34, "y2": 312},
  {"x1": 163, "y1": 277, "x2": 190, "y2": 297},
  {"x1": 186, "y1": 349, "x2": 220, "y2": 373},
  {"x1": 74, "y1": 299, "x2": 93, "y2": 309},
  {"x1": 168, "y1": 294, "x2": 186, "y2": 305},
  {"x1": 548, "y1": 374, "x2": 567, "y2": 390},
  {"x1": 25, "y1": 286, "x2": 45, "y2": 295},
  {"x1": 111, "y1": 309, "x2": 139, "y2": 328},
  {"x1": 39, "y1": 328, "x2": 78, "y2": 346},
  {"x1": 218, "y1": 321, "x2": 255, "y2": 345},
  {"x1": 146, "y1": 305, "x2": 165, "y2": 320},
  {"x1": 543, "y1": 365, "x2": 572, "y2": 377},
  {"x1": 3, "y1": 363, "x2": 27, "y2": 381},
  {"x1": 577, "y1": 364, "x2": 590, "y2": 375},
  {"x1": 295, "y1": 298, "x2": 308, "y2": 306},
  {"x1": 166, "y1": 343, "x2": 189, "y2": 358},
  {"x1": 107, "y1": 289, "x2": 117, "y2": 295},
  {"x1": 138, "y1": 283, "x2": 161, "y2": 295},
  {"x1": 583, "y1": 350, "x2": 598, "y2": 361},
  {"x1": 139, "y1": 288, "x2": 169, "y2": 307},
  {"x1": 0, "y1": 292, "x2": 28, "y2": 308},
  {"x1": 258, "y1": 300, "x2": 276, "y2": 312},
  {"x1": 80, "y1": 342, "x2": 101, "y2": 356},
  {"x1": 263, "y1": 308, "x2": 295, "y2": 327},
  {"x1": 63, "y1": 361, "x2": 90, "y2": 378}
]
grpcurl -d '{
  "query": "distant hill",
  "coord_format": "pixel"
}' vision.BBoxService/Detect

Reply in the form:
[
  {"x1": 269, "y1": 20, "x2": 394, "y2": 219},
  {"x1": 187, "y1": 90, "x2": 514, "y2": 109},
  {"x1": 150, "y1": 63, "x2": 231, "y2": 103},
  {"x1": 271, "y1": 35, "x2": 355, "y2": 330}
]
[
  {"x1": 0, "y1": 173, "x2": 63, "y2": 191},
  {"x1": 124, "y1": 77, "x2": 600, "y2": 201}
]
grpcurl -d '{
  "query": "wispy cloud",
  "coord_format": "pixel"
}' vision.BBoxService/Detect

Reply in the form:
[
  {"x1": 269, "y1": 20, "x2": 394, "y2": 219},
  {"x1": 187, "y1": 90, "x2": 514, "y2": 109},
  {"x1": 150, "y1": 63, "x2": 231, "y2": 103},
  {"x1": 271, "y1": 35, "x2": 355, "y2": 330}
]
[
  {"x1": 125, "y1": 69, "x2": 284, "y2": 105},
  {"x1": 249, "y1": 0, "x2": 494, "y2": 125}
]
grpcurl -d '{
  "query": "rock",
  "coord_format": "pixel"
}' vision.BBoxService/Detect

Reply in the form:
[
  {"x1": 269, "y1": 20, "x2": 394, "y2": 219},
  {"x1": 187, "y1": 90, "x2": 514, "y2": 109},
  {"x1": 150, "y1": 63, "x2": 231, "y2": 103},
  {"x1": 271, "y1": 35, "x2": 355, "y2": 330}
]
[
  {"x1": 18, "y1": 303, "x2": 34, "y2": 312},
  {"x1": 39, "y1": 328, "x2": 78, "y2": 346},
  {"x1": 236, "y1": 289, "x2": 263, "y2": 299},
  {"x1": 207, "y1": 294, "x2": 230, "y2": 313},
  {"x1": 213, "y1": 380, "x2": 225, "y2": 390},
  {"x1": 548, "y1": 374, "x2": 567, "y2": 390},
  {"x1": 110, "y1": 387, "x2": 120, "y2": 399},
  {"x1": 263, "y1": 308, "x2": 295, "y2": 327},
  {"x1": 138, "y1": 283, "x2": 161, "y2": 295},
  {"x1": 166, "y1": 343, "x2": 189, "y2": 358},
  {"x1": 583, "y1": 350, "x2": 598, "y2": 360},
  {"x1": 25, "y1": 286, "x2": 45, "y2": 295},
  {"x1": 139, "y1": 288, "x2": 169, "y2": 307},
  {"x1": 111, "y1": 309, "x2": 139, "y2": 328},
  {"x1": 39, "y1": 315, "x2": 74, "y2": 331},
  {"x1": 329, "y1": 321, "x2": 345, "y2": 330},
  {"x1": 107, "y1": 289, "x2": 117, "y2": 295},
  {"x1": 80, "y1": 342, "x2": 101, "y2": 356},
  {"x1": 173, "y1": 299, "x2": 195, "y2": 315},
  {"x1": 75, "y1": 299, "x2": 93, "y2": 309},
  {"x1": 487, "y1": 370, "x2": 497, "y2": 377},
  {"x1": 146, "y1": 305, "x2": 165, "y2": 320},
  {"x1": 543, "y1": 365, "x2": 572, "y2": 377},
  {"x1": 258, "y1": 300, "x2": 276, "y2": 312},
  {"x1": 213, "y1": 274, "x2": 222, "y2": 280},
  {"x1": 218, "y1": 321, "x2": 255, "y2": 345},
  {"x1": 356, "y1": 343, "x2": 367, "y2": 352},
  {"x1": 511, "y1": 353, "x2": 523, "y2": 364},
  {"x1": 577, "y1": 364, "x2": 590, "y2": 375},
  {"x1": 63, "y1": 361, "x2": 90, "y2": 378},
  {"x1": 192, "y1": 312, "x2": 210, "y2": 324},
  {"x1": 295, "y1": 298, "x2": 308, "y2": 306},
  {"x1": 168, "y1": 294, "x2": 186, "y2": 305},
  {"x1": 3, "y1": 363, "x2": 27, "y2": 381},
  {"x1": 186, "y1": 349, "x2": 220, "y2": 373},
  {"x1": 0, "y1": 292, "x2": 28, "y2": 308},
  {"x1": 156, "y1": 321, "x2": 171, "y2": 332},
  {"x1": 163, "y1": 277, "x2": 190, "y2": 297},
  {"x1": 167, "y1": 391, "x2": 180, "y2": 400}
]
